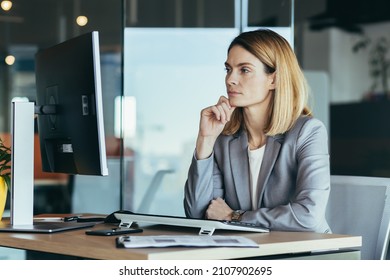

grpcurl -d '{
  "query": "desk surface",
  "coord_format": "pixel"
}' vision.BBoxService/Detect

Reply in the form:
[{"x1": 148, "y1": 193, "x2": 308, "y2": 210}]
[{"x1": 0, "y1": 220, "x2": 362, "y2": 260}]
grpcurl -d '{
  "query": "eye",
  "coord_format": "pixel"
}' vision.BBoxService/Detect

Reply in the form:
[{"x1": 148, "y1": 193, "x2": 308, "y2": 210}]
[
  {"x1": 241, "y1": 67, "x2": 250, "y2": 73},
  {"x1": 224, "y1": 66, "x2": 231, "y2": 73}
]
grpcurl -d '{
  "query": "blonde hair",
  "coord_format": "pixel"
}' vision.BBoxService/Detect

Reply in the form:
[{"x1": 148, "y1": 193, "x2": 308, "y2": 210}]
[{"x1": 223, "y1": 29, "x2": 311, "y2": 136}]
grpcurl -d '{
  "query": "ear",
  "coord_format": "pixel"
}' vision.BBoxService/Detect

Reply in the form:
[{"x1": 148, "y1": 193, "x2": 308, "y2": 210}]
[{"x1": 268, "y1": 72, "x2": 276, "y2": 90}]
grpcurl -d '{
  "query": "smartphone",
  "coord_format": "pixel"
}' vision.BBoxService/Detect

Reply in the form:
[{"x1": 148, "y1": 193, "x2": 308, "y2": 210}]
[{"x1": 85, "y1": 228, "x2": 143, "y2": 236}]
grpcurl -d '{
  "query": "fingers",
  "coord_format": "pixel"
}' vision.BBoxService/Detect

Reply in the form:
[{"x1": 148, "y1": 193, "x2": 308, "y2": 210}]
[
  {"x1": 209, "y1": 105, "x2": 226, "y2": 124},
  {"x1": 217, "y1": 95, "x2": 230, "y2": 105},
  {"x1": 217, "y1": 96, "x2": 234, "y2": 111},
  {"x1": 211, "y1": 96, "x2": 235, "y2": 124},
  {"x1": 205, "y1": 198, "x2": 232, "y2": 220}
]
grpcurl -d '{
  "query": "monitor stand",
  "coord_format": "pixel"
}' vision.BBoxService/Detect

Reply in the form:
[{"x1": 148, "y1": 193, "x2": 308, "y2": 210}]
[{"x1": 0, "y1": 101, "x2": 94, "y2": 233}]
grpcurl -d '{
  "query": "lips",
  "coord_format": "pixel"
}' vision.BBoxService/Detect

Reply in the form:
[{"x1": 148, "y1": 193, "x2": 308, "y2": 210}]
[{"x1": 228, "y1": 91, "x2": 240, "y2": 97}]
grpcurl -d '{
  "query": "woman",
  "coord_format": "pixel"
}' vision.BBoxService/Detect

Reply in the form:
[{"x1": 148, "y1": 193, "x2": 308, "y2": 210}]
[{"x1": 184, "y1": 29, "x2": 331, "y2": 233}]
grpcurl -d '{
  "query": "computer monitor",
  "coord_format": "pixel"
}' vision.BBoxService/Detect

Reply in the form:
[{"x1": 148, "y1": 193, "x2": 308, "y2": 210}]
[
  {"x1": 0, "y1": 31, "x2": 108, "y2": 233},
  {"x1": 35, "y1": 31, "x2": 108, "y2": 176}
]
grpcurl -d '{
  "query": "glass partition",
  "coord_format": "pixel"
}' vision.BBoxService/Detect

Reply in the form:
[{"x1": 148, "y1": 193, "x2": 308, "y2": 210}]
[
  {"x1": 0, "y1": 0, "x2": 295, "y2": 218},
  {"x1": 122, "y1": 0, "x2": 294, "y2": 216},
  {"x1": 0, "y1": 0, "x2": 123, "y2": 216},
  {"x1": 123, "y1": 28, "x2": 237, "y2": 215}
]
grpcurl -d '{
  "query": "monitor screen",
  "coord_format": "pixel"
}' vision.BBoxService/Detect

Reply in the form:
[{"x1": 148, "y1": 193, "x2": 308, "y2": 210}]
[{"x1": 35, "y1": 31, "x2": 108, "y2": 176}]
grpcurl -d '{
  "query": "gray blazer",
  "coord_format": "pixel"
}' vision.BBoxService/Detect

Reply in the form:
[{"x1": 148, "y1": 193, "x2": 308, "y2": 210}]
[{"x1": 184, "y1": 116, "x2": 331, "y2": 233}]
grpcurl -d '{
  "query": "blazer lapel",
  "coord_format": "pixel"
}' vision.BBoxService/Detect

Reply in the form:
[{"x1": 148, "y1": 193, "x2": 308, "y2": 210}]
[
  {"x1": 229, "y1": 132, "x2": 251, "y2": 209},
  {"x1": 256, "y1": 134, "x2": 284, "y2": 208}
]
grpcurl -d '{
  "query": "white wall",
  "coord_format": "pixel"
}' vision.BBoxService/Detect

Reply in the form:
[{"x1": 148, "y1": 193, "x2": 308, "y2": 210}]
[{"x1": 328, "y1": 28, "x2": 369, "y2": 103}]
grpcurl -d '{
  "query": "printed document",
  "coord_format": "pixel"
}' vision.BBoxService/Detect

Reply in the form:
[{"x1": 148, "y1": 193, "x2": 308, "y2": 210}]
[{"x1": 116, "y1": 235, "x2": 259, "y2": 248}]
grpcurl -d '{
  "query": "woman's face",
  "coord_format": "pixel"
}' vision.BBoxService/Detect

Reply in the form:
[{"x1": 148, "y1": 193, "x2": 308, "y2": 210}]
[{"x1": 225, "y1": 45, "x2": 275, "y2": 108}]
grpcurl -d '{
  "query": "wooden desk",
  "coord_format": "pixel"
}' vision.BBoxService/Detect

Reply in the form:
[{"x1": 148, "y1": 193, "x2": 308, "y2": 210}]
[{"x1": 0, "y1": 220, "x2": 361, "y2": 260}]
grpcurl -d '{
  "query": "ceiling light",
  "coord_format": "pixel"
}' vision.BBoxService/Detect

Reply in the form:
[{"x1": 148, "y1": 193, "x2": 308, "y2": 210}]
[
  {"x1": 1, "y1": 1, "x2": 13, "y2": 11},
  {"x1": 5, "y1": 55, "x2": 15, "y2": 65},
  {"x1": 76, "y1": 16, "x2": 88, "y2": 27}
]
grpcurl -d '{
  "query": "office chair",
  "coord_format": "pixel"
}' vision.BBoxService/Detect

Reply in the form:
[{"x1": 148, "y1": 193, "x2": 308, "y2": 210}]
[
  {"x1": 71, "y1": 159, "x2": 121, "y2": 214},
  {"x1": 137, "y1": 169, "x2": 174, "y2": 214},
  {"x1": 326, "y1": 175, "x2": 390, "y2": 260}
]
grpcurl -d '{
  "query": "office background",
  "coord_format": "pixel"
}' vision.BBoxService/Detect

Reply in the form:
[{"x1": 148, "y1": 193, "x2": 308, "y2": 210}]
[{"x1": 1, "y1": 0, "x2": 390, "y2": 223}]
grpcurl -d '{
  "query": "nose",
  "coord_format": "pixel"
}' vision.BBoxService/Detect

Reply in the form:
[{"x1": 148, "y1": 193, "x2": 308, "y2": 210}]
[{"x1": 225, "y1": 72, "x2": 238, "y2": 86}]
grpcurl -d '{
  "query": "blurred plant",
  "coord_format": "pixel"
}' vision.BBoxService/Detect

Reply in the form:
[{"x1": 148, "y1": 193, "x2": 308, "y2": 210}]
[
  {"x1": 353, "y1": 36, "x2": 390, "y2": 95},
  {"x1": 0, "y1": 138, "x2": 11, "y2": 190}
]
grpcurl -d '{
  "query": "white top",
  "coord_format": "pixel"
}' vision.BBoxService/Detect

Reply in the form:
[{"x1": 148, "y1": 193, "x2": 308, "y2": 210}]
[{"x1": 248, "y1": 145, "x2": 265, "y2": 210}]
